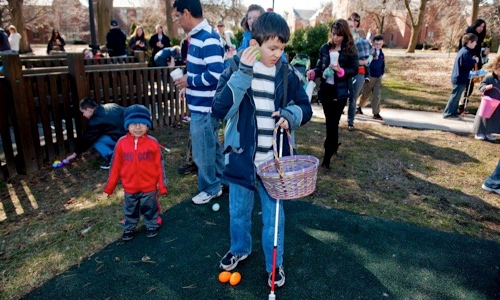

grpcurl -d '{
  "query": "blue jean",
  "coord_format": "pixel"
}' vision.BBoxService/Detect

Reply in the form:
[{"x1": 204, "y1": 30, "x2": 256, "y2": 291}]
[
  {"x1": 443, "y1": 84, "x2": 466, "y2": 117},
  {"x1": 348, "y1": 74, "x2": 366, "y2": 125},
  {"x1": 190, "y1": 113, "x2": 224, "y2": 195},
  {"x1": 484, "y1": 160, "x2": 500, "y2": 189},
  {"x1": 93, "y1": 135, "x2": 116, "y2": 162},
  {"x1": 228, "y1": 181, "x2": 285, "y2": 272}
]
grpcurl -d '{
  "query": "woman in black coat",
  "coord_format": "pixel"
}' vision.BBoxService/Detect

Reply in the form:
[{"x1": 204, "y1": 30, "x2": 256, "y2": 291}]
[
  {"x1": 46, "y1": 29, "x2": 66, "y2": 54},
  {"x1": 307, "y1": 19, "x2": 359, "y2": 169},
  {"x1": 128, "y1": 26, "x2": 148, "y2": 55},
  {"x1": 148, "y1": 24, "x2": 171, "y2": 66}
]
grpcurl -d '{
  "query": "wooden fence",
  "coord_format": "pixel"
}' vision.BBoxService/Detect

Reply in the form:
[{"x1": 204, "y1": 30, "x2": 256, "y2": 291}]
[{"x1": 0, "y1": 52, "x2": 186, "y2": 179}]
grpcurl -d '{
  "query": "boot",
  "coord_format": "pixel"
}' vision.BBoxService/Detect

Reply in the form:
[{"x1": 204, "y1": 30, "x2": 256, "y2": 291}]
[{"x1": 321, "y1": 143, "x2": 341, "y2": 170}]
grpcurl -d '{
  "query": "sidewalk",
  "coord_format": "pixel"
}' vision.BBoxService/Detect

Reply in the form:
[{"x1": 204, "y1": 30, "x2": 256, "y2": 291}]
[{"x1": 311, "y1": 104, "x2": 476, "y2": 134}]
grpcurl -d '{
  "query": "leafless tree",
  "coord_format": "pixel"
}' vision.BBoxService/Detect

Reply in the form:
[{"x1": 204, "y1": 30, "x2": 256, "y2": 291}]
[{"x1": 402, "y1": 0, "x2": 431, "y2": 53}]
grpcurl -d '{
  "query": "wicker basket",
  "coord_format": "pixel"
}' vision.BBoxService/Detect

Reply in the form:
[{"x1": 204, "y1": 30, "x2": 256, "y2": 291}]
[{"x1": 257, "y1": 127, "x2": 319, "y2": 200}]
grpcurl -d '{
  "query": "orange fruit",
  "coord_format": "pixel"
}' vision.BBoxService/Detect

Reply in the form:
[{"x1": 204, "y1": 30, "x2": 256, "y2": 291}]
[
  {"x1": 229, "y1": 272, "x2": 242, "y2": 286},
  {"x1": 218, "y1": 271, "x2": 231, "y2": 283}
]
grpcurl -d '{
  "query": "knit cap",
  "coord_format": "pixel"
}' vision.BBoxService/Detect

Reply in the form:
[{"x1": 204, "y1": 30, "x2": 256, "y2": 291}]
[{"x1": 124, "y1": 104, "x2": 152, "y2": 130}]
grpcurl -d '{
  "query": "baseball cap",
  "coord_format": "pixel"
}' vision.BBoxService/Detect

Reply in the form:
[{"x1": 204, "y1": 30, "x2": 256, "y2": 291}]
[{"x1": 110, "y1": 19, "x2": 118, "y2": 26}]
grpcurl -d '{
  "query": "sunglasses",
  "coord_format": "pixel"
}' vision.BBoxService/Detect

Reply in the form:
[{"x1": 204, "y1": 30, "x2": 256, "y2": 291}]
[{"x1": 217, "y1": 25, "x2": 225, "y2": 27}]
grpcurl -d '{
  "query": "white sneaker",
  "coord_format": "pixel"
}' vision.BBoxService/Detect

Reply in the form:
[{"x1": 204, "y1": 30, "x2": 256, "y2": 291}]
[
  {"x1": 482, "y1": 183, "x2": 500, "y2": 195},
  {"x1": 475, "y1": 134, "x2": 486, "y2": 140},
  {"x1": 486, "y1": 134, "x2": 497, "y2": 141},
  {"x1": 192, "y1": 190, "x2": 223, "y2": 204}
]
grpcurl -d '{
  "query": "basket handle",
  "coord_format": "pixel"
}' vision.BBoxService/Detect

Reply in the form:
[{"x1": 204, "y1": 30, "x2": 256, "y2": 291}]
[
  {"x1": 272, "y1": 125, "x2": 293, "y2": 178},
  {"x1": 483, "y1": 86, "x2": 500, "y2": 98}
]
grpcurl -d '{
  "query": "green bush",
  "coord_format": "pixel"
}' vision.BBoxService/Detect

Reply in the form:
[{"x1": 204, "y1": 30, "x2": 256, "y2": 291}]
[
  {"x1": 170, "y1": 37, "x2": 181, "y2": 46},
  {"x1": 287, "y1": 23, "x2": 329, "y2": 67}
]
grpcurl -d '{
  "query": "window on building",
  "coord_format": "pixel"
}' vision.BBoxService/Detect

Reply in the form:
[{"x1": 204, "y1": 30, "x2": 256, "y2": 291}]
[
  {"x1": 428, "y1": 31, "x2": 434, "y2": 38},
  {"x1": 33, "y1": 30, "x2": 40, "y2": 40},
  {"x1": 136, "y1": 9, "x2": 143, "y2": 20},
  {"x1": 120, "y1": 8, "x2": 127, "y2": 15},
  {"x1": 390, "y1": 34, "x2": 394, "y2": 41}
]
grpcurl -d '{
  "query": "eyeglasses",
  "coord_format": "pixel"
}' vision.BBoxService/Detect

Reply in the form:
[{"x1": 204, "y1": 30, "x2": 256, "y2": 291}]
[
  {"x1": 129, "y1": 123, "x2": 147, "y2": 128},
  {"x1": 217, "y1": 25, "x2": 225, "y2": 27}
]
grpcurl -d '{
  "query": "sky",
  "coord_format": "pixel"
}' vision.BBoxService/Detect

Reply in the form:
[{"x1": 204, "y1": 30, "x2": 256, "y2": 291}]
[{"x1": 242, "y1": 0, "x2": 326, "y2": 16}]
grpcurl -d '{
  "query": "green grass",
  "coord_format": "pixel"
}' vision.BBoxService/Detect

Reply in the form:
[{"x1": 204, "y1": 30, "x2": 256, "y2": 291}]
[{"x1": 1, "y1": 56, "x2": 500, "y2": 299}]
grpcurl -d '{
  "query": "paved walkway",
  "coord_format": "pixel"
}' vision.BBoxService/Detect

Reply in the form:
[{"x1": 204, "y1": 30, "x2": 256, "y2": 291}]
[{"x1": 311, "y1": 104, "x2": 477, "y2": 134}]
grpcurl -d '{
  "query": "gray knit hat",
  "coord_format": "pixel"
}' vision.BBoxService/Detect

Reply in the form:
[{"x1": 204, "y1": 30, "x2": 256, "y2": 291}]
[{"x1": 124, "y1": 104, "x2": 152, "y2": 130}]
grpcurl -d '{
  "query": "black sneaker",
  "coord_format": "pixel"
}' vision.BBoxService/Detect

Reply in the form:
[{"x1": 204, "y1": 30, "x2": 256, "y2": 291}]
[
  {"x1": 268, "y1": 265, "x2": 285, "y2": 288},
  {"x1": 122, "y1": 230, "x2": 134, "y2": 241},
  {"x1": 220, "y1": 251, "x2": 248, "y2": 271},
  {"x1": 146, "y1": 227, "x2": 158, "y2": 238},
  {"x1": 356, "y1": 107, "x2": 363, "y2": 115},
  {"x1": 177, "y1": 162, "x2": 198, "y2": 175},
  {"x1": 100, "y1": 163, "x2": 110, "y2": 170},
  {"x1": 373, "y1": 114, "x2": 384, "y2": 120}
]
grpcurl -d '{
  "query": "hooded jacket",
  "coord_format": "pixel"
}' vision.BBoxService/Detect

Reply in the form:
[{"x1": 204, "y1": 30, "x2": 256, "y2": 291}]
[
  {"x1": 212, "y1": 54, "x2": 312, "y2": 190},
  {"x1": 104, "y1": 133, "x2": 168, "y2": 195}
]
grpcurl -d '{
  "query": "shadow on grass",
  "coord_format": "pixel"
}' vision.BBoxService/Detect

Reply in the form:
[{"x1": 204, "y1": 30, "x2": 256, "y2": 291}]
[{"x1": 22, "y1": 197, "x2": 500, "y2": 299}]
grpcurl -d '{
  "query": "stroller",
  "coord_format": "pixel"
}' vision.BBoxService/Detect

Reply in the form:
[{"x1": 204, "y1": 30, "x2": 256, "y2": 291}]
[
  {"x1": 290, "y1": 54, "x2": 316, "y2": 102},
  {"x1": 290, "y1": 54, "x2": 310, "y2": 85}
]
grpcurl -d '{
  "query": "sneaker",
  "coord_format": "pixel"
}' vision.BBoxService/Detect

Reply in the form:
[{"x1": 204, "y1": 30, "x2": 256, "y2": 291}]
[
  {"x1": 475, "y1": 134, "x2": 486, "y2": 140},
  {"x1": 220, "y1": 251, "x2": 248, "y2": 271},
  {"x1": 348, "y1": 124, "x2": 355, "y2": 131},
  {"x1": 177, "y1": 162, "x2": 198, "y2": 175},
  {"x1": 356, "y1": 107, "x2": 363, "y2": 115},
  {"x1": 482, "y1": 183, "x2": 500, "y2": 195},
  {"x1": 486, "y1": 134, "x2": 497, "y2": 141},
  {"x1": 146, "y1": 227, "x2": 158, "y2": 238},
  {"x1": 122, "y1": 230, "x2": 134, "y2": 241},
  {"x1": 443, "y1": 114, "x2": 462, "y2": 119},
  {"x1": 373, "y1": 114, "x2": 384, "y2": 120},
  {"x1": 268, "y1": 265, "x2": 286, "y2": 288},
  {"x1": 100, "y1": 163, "x2": 110, "y2": 170},
  {"x1": 192, "y1": 190, "x2": 223, "y2": 204},
  {"x1": 364, "y1": 77, "x2": 370, "y2": 82}
]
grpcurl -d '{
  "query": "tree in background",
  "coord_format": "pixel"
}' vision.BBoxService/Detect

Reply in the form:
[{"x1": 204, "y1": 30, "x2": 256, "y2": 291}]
[
  {"x1": 96, "y1": 0, "x2": 113, "y2": 46},
  {"x1": 402, "y1": 0, "x2": 431, "y2": 53}
]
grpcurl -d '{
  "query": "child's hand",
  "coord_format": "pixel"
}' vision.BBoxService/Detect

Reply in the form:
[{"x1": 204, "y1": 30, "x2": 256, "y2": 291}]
[
  {"x1": 271, "y1": 111, "x2": 289, "y2": 130},
  {"x1": 240, "y1": 46, "x2": 260, "y2": 66},
  {"x1": 485, "y1": 84, "x2": 493, "y2": 91}
]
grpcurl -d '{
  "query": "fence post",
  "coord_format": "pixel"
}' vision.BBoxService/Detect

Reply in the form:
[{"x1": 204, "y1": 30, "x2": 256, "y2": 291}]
[
  {"x1": 134, "y1": 51, "x2": 145, "y2": 63},
  {"x1": 67, "y1": 53, "x2": 89, "y2": 137},
  {"x1": 1, "y1": 54, "x2": 38, "y2": 174}
]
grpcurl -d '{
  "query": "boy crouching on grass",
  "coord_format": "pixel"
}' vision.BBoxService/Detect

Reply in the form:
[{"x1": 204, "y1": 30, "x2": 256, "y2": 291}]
[
  {"x1": 103, "y1": 104, "x2": 168, "y2": 241},
  {"x1": 212, "y1": 12, "x2": 312, "y2": 288}
]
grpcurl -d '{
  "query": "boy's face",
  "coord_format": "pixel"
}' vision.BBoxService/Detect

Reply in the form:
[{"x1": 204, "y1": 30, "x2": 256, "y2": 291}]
[
  {"x1": 373, "y1": 40, "x2": 384, "y2": 50},
  {"x1": 80, "y1": 108, "x2": 94, "y2": 119},
  {"x1": 128, "y1": 123, "x2": 148, "y2": 138},
  {"x1": 467, "y1": 40, "x2": 477, "y2": 49},
  {"x1": 257, "y1": 37, "x2": 286, "y2": 68}
]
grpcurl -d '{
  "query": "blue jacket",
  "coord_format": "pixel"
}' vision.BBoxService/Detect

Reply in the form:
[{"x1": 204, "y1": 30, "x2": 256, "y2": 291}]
[
  {"x1": 369, "y1": 49, "x2": 385, "y2": 78},
  {"x1": 212, "y1": 55, "x2": 312, "y2": 190},
  {"x1": 452, "y1": 46, "x2": 477, "y2": 85}
]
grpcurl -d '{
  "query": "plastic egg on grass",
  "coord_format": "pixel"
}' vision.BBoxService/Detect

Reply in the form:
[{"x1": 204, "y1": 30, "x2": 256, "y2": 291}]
[
  {"x1": 212, "y1": 203, "x2": 220, "y2": 212},
  {"x1": 229, "y1": 272, "x2": 241, "y2": 286},
  {"x1": 218, "y1": 271, "x2": 231, "y2": 283},
  {"x1": 52, "y1": 160, "x2": 61, "y2": 168}
]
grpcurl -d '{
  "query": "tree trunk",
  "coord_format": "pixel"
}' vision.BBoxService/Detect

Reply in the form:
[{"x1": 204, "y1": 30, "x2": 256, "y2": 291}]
[
  {"x1": 471, "y1": 0, "x2": 480, "y2": 23},
  {"x1": 404, "y1": 0, "x2": 429, "y2": 53},
  {"x1": 96, "y1": 0, "x2": 113, "y2": 46},
  {"x1": 7, "y1": 0, "x2": 32, "y2": 53},
  {"x1": 165, "y1": 0, "x2": 175, "y2": 37}
]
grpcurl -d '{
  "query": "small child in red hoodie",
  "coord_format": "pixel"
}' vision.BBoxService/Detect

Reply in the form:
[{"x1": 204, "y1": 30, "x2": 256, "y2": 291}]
[{"x1": 104, "y1": 104, "x2": 168, "y2": 241}]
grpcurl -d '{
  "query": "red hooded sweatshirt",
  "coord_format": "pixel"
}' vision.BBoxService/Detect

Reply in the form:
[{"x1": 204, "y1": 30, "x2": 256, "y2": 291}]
[{"x1": 104, "y1": 133, "x2": 168, "y2": 195}]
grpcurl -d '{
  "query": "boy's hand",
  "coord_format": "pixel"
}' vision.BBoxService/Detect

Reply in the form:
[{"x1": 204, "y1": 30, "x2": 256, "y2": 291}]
[
  {"x1": 240, "y1": 46, "x2": 260, "y2": 66},
  {"x1": 473, "y1": 56, "x2": 479, "y2": 63},
  {"x1": 485, "y1": 84, "x2": 493, "y2": 91},
  {"x1": 271, "y1": 111, "x2": 289, "y2": 130}
]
